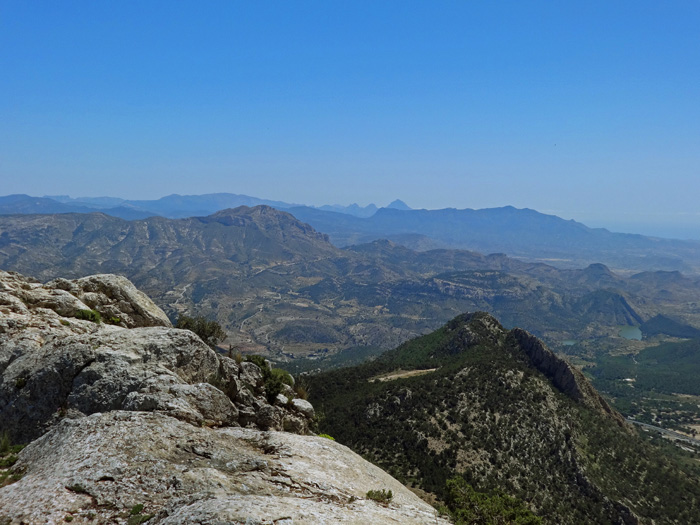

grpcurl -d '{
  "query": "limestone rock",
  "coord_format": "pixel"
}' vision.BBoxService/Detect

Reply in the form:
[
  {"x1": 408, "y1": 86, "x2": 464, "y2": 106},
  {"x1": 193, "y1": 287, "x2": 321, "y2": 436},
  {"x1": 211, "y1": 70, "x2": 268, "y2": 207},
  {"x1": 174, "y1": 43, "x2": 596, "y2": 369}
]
[
  {"x1": 47, "y1": 273, "x2": 172, "y2": 328},
  {"x1": 510, "y1": 327, "x2": 626, "y2": 425},
  {"x1": 0, "y1": 271, "x2": 314, "y2": 443},
  {"x1": 291, "y1": 398, "x2": 315, "y2": 419},
  {"x1": 0, "y1": 411, "x2": 449, "y2": 524},
  {"x1": 239, "y1": 360, "x2": 264, "y2": 388},
  {"x1": 256, "y1": 404, "x2": 283, "y2": 431}
]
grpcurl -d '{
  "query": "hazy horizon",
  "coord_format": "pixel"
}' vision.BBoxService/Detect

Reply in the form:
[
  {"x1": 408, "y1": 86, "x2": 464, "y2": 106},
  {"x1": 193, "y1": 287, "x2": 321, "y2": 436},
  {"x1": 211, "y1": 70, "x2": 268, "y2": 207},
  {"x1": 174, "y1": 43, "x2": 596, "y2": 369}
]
[
  {"x1": 2, "y1": 2, "x2": 699, "y2": 240},
  {"x1": 4, "y1": 189, "x2": 694, "y2": 241}
]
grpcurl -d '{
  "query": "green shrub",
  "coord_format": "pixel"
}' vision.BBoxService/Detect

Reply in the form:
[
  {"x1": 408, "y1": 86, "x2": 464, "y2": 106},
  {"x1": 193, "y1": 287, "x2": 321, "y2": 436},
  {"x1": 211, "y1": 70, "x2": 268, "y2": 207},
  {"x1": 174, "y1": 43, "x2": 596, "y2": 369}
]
[
  {"x1": 127, "y1": 514, "x2": 154, "y2": 525},
  {"x1": 0, "y1": 432, "x2": 10, "y2": 454},
  {"x1": 106, "y1": 316, "x2": 121, "y2": 325},
  {"x1": 127, "y1": 504, "x2": 154, "y2": 524},
  {"x1": 60, "y1": 319, "x2": 71, "y2": 326},
  {"x1": 176, "y1": 315, "x2": 226, "y2": 349},
  {"x1": 444, "y1": 477, "x2": 542, "y2": 524},
  {"x1": 0, "y1": 433, "x2": 24, "y2": 457},
  {"x1": 0, "y1": 433, "x2": 24, "y2": 489},
  {"x1": 0, "y1": 455, "x2": 18, "y2": 468},
  {"x1": 75, "y1": 309, "x2": 101, "y2": 323},
  {"x1": 263, "y1": 373, "x2": 285, "y2": 403},
  {"x1": 245, "y1": 354, "x2": 269, "y2": 370},
  {"x1": 366, "y1": 489, "x2": 393, "y2": 504},
  {"x1": 318, "y1": 433, "x2": 335, "y2": 441},
  {"x1": 245, "y1": 356, "x2": 295, "y2": 403},
  {"x1": 294, "y1": 384, "x2": 309, "y2": 399},
  {"x1": 271, "y1": 368, "x2": 294, "y2": 387},
  {"x1": 293, "y1": 376, "x2": 310, "y2": 399}
]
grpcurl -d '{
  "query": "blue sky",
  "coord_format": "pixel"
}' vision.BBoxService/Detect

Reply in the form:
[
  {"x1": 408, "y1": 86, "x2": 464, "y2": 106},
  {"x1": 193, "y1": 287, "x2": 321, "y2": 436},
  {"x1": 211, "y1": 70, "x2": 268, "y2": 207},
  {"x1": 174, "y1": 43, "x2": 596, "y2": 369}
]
[{"x1": 2, "y1": 1, "x2": 700, "y2": 238}]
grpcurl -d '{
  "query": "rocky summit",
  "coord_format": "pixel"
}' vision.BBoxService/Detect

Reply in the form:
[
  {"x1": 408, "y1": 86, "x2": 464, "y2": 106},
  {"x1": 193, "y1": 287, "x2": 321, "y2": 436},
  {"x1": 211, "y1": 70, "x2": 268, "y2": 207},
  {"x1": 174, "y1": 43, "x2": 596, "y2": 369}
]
[{"x1": 0, "y1": 270, "x2": 448, "y2": 524}]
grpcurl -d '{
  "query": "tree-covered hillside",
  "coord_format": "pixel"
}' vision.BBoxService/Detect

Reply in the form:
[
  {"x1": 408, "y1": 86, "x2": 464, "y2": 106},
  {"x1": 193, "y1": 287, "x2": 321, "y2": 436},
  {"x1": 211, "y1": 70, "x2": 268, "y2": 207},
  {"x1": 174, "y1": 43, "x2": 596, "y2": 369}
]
[{"x1": 309, "y1": 313, "x2": 700, "y2": 524}]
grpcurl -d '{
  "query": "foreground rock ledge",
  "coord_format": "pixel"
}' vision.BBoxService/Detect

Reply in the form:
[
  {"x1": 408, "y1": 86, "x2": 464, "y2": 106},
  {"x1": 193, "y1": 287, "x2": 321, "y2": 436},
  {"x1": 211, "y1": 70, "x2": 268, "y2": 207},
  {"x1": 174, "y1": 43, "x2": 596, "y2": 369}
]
[{"x1": 0, "y1": 411, "x2": 449, "y2": 524}]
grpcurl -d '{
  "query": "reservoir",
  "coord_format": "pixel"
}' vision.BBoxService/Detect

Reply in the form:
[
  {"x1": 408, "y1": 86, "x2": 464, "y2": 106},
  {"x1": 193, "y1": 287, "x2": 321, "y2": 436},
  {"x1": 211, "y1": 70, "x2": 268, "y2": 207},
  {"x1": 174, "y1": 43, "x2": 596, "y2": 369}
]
[{"x1": 619, "y1": 325, "x2": 642, "y2": 341}]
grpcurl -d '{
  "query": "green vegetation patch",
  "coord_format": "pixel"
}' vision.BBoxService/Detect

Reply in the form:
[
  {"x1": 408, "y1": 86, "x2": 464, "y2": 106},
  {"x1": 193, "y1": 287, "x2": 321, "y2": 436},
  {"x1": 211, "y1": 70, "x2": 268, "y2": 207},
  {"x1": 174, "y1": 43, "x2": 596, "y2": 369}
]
[
  {"x1": 442, "y1": 477, "x2": 542, "y2": 524},
  {"x1": 75, "y1": 309, "x2": 101, "y2": 323},
  {"x1": 641, "y1": 314, "x2": 700, "y2": 339},
  {"x1": 591, "y1": 338, "x2": 700, "y2": 395},
  {"x1": 589, "y1": 338, "x2": 700, "y2": 434},
  {"x1": 176, "y1": 315, "x2": 226, "y2": 349},
  {"x1": 366, "y1": 489, "x2": 393, "y2": 504},
  {"x1": 0, "y1": 432, "x2": 25, "y2": 488},
  {"x1": 127, "y1": 504, "x2": 154, "y2": 524},
  {"x1": 245, "y1": 355, "x2": 295, "y2": 403}
]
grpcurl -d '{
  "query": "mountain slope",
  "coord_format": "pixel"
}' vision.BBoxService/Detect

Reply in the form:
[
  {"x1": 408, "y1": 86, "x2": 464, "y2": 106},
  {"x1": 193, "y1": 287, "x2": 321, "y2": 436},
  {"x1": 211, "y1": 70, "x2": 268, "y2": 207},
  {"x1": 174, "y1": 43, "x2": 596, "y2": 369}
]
[{"x1": 309, "y1": 312, "x2": 700, "y2": 524}]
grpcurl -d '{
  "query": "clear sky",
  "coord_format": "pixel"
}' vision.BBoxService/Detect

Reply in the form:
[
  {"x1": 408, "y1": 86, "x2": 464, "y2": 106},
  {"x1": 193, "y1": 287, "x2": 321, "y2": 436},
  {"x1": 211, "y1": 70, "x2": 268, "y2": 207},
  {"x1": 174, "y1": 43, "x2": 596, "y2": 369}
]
[{"x1": 2, "y1": 1, "x2": 699, "y2": 238}]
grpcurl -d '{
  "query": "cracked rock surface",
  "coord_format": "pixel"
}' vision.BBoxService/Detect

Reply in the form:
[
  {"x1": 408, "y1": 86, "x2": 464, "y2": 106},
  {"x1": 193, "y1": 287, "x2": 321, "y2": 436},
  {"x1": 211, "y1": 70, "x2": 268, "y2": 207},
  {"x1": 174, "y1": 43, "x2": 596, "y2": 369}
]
[{"x1": 1, "y1": 411, "x2": 448, "y2": 524}]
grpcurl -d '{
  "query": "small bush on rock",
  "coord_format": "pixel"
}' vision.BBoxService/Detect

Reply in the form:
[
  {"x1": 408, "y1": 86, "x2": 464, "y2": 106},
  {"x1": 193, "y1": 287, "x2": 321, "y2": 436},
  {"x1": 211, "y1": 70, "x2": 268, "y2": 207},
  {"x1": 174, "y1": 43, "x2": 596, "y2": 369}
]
[
  {"x1": 245, "y1": 356, "x2": 295, "y2": 403},
  {"x1": 75, "y1": 309, "x2": 101, "y2": 323},
  {"x1": 366, "y1": 489, "x2": 393, "y2": 504},
  {"x1": 176, "y1": 315, "x2": 226, "y2": 349}
]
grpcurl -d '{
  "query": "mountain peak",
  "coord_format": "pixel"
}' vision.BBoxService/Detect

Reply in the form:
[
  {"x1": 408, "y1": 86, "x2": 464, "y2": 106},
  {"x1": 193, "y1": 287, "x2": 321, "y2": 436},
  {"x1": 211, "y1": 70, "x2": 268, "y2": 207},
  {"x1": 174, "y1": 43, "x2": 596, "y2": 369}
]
[{"x1": 386, "y1": 199, "x2": 411, "y2": 210}]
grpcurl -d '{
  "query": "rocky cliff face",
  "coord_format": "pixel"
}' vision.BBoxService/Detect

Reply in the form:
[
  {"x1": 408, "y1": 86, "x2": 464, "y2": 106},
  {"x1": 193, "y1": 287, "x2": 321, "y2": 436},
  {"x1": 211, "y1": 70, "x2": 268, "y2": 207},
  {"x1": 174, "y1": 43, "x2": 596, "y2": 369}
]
[
  {"x1": 508, "y1": 327, "x2": 626, "y2": 424},
  {"x1": 0, "y1": 270, "x2": 447, "y2": 524}
]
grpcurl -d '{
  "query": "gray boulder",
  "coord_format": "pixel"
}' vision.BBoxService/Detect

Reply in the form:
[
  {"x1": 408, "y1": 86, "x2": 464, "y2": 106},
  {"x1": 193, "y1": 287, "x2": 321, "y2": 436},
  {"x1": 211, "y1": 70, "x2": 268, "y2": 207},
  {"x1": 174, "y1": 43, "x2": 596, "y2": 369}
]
[{"x1": 47, "y1": 273, "x2": 173, "y2": 328}]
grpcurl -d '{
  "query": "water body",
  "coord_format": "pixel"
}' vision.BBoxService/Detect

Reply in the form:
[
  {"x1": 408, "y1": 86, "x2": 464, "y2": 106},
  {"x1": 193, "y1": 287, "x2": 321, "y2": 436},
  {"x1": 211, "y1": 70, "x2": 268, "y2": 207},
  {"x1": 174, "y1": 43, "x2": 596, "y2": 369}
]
[
  {"x1": 562, "y1": 339, "x2": 578, "y2": 346},
  {"x1": 619, "y1": 325, "x2": 642, "y2": 341}
]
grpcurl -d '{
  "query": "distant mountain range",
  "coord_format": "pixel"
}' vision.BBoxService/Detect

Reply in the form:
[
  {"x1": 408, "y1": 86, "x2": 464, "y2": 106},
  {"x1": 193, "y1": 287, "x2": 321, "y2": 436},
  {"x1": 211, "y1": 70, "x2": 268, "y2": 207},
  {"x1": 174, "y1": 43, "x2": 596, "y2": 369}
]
[
  {"x1": 5, "y1": 193, "x2": 410, "y2": 219},
  {"x1": 2, "y1": 205, "x2": 699, "y2": 357},
  {"x1": 287, "y1": 205, "x2": 700, "y2": 273},
  {"x1": 3, "y1": 192, "x2": 700, "y2": 273}
]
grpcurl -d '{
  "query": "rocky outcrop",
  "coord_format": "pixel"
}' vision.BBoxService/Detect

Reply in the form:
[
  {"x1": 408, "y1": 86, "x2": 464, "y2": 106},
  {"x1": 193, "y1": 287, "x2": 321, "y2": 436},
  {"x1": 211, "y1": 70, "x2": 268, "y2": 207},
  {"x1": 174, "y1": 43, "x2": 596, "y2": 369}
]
[
  {"x1": 509, "y1": 327, "x2": 625, "y2": 425},
  {"x1": 0, "y1": 271, "x2": 445, "y2": 523},
  {"x1": 48, "y1": 274, "x2": 173, "y2": 328},
  {"x1": 0, "y1": 271, "x2": 314, "y2": 443}
]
